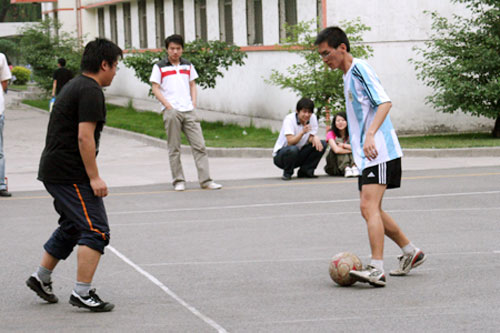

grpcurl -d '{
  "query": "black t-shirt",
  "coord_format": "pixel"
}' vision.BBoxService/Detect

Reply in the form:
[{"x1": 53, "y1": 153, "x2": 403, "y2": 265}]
[
  {"x1": 38, "y1": 75, "x2": 106, "y2": 184},
  {"x1": 53, "y1": 67, "x2": 73, "y2": 95}
]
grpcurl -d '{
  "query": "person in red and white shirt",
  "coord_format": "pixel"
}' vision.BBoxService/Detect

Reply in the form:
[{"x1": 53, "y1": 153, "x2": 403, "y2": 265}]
[{"x1": 150, "y1": 34, "x2": 221, "y2": 191}]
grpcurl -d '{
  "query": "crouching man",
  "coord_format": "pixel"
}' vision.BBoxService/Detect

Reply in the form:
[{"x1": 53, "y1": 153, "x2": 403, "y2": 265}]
[{"x1": 273, "y1": 98, "x2": 326, "y2": 180}]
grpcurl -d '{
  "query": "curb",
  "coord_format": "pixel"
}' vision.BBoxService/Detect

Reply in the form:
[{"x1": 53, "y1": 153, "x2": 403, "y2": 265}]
[{"x1": 16, "y1": 102, "x2": 500, "y2": 159}]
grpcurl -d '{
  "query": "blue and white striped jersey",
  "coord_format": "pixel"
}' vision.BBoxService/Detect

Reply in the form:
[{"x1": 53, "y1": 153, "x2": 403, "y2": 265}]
[{"x1": 343, "y1": 58, "x2": 403, "y2": 171}]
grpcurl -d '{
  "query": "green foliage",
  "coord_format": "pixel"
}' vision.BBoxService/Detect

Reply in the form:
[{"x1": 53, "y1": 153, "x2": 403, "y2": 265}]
[
  {"x1": 266, "y1": 18, "x2": 373, "y2": 116},
  {"x1": 123, "y1": 39, "x2": 247, "y2": 93},
  {"x1": 411, "y1": 0, "x2": 500, "y2": 137},
  {"x1": 1, "y1": 0, "x2": 41, "y2": 22},
  {"x1": 18, "y1": 19, "x2": 82, "y2": 92},
  {"x1": 0, "y1": 38, "x2": 20, "y2": 64},
  {"x1": 11, "y1": 66, "x2": 30, "y2": 84}
]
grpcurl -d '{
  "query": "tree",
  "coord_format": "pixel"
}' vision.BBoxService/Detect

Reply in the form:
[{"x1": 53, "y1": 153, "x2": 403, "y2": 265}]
[
  {"x1": 123, "y1": 39, "x2": 247, "y2": 93},
  {"x1": 19, "y1": 19, "x2": 82, "y2": 91},
  {"x1": 266, "y1": 18, "x2": 373, "y2": 117},
  {"x1": 411, "y1": 0, "x2": 500, "y2": 137},
  {"x1": 1, "y1": 0, "x2": 41, "y2": 22}
]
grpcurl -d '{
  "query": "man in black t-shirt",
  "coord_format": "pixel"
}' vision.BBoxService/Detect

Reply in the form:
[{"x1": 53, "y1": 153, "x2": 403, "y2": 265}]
[
  {"x1": 51, "y1": 58, "x2": 73, "y2": 97},
  {"x1": 26, "y1": 39, "x2": 122, "y2": 312}
]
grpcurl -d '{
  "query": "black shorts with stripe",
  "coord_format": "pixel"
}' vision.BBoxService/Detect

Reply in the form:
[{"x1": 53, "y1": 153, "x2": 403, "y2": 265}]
[
  {"x1": 43, "y1": 182, "x2": 110, "y2": 259},
  {"x1": 358, "y1": 158, "x2": 402, "y2": 191}
]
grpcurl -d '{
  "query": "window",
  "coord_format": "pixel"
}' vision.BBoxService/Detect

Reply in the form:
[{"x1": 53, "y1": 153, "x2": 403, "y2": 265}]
[
  {"x1": 219, "y1": 0, "x2": 233, "y2": 44},
  {"x1": 138, "y1": 0, "x2": 148, "y2": 48},
  {"x1": 54, "y1": 8, "x2": 59, "y2": 37},
  {"x1": 173, "y1": 0, "x2": 184, "y2": 37},
  {"x1": 123, "y1": 3, "x2": 132, "y2": 48},
  {"x1": 194, "y1": 0, "x2": 207, "y2": 41},
  {"x1": 97, "y1": 8, "x2": 105, "y2": 38},
  {"x1": 317, "y1": 0, "x2": 323, "y2": 28},
  {"x1": 110, "y1": 5, "x2": 118, "y2": 43},
  {"x1": 155, "y1": 0, "x2": 165, "y2": 48},
  {"x1": 279, "y1": 0, "x2": 297, "y2": 41},
  {"x1": 246, "y1": 0, "x2": 263, "y2": 45}
]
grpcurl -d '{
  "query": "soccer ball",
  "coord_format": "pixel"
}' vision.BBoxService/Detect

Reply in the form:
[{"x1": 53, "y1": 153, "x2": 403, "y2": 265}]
[{"x1": 329, "y1": 252, "x2": 363, "y2": 286}]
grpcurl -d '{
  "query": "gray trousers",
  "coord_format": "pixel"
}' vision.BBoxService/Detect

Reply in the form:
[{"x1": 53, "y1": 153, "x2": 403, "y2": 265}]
[{"x1": 162, "y1": 109, "x2": 212, "y2": 186}]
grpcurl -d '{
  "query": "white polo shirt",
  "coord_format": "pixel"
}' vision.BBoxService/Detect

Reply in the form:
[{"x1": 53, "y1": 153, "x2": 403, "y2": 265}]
[
  {"x1": 272, "y1": 112, "x2": 319, "y2": 156},
  {"x1": 149, "y1": 57, "x2": 198, "y2": 112},
  {"x1": 0, "y1": 53, "x2": 12, "y2": 116}
]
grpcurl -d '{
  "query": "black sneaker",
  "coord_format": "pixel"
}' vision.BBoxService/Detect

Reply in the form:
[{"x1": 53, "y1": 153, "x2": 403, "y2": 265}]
[
  {"x1": 0, "y1": 190, "x2": 12, "y2": 197},
  {"x1": 69, "y1": 289, "x2": 115, "y2": 312},
  {"x1": 349, "y1": 265, "x2": 386, "y2": 287},
  {"x1": 26, "y1": 274, "x2": 58, "y2": 303},
  {"x1": 281, "y1": 173, "x2": 292, "y2": 181}
]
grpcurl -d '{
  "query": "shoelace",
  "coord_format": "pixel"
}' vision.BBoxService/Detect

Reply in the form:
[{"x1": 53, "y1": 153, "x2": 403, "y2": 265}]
[{"x1": 88, "y1": 289, "x2": 103, "y2": 303}]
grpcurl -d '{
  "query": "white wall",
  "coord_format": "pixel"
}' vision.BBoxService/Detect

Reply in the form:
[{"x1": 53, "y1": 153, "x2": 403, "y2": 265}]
[{"x1": 76, "y1": 0, "x2": 495, "y2": 133}]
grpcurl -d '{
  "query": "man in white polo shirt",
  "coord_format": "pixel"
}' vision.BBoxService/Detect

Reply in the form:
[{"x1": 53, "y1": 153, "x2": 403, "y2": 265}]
[
  {"x1": 0, "y1": 52, "x2": 12, "y2": 197},
  {"x1": 150, "y1": 34, "x2": 221, "y2": 191},
  {"x1": 273, "y1": 98, "x2": 326, "y2": 180}
]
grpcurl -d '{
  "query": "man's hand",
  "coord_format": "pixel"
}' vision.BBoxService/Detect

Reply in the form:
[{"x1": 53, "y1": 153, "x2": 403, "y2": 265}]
[
  {"x1": 363, "y1": 133, "x2": 378, "y2": 161},
  {"x1": 311, "y1": 135, "x2": 324, "y2": 152},
  {"x1": 302, "y1": 124, "x2": 312, "y2": 134},
  {"x1": 90, "y1": 176, "x2": 108, "y2": 197}
]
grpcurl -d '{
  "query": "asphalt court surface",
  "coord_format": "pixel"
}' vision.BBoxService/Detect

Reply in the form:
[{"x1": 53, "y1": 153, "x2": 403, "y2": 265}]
[{"x1": 1, "y1": 166, "x2": 500, "y2": 332}]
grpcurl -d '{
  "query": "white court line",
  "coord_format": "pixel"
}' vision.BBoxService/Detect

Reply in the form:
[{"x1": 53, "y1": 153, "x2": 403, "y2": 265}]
[
  {"x1": 140, "y1": 250, "x2": 499, "y2": 267},
  {"x1": 107, "y1": 190, "x2": 500, "y2": 216},
  {"x1": 107, "y1": 246, "x2": 228, "y2": 333},
  {"x1": 110, "y1": 206, "x2": 500, "y2": 227}
]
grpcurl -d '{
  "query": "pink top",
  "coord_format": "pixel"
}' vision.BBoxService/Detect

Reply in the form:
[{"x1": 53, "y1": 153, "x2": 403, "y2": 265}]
[
  {"x1": 326, "y1": 130, "x2": 337, "y2": 141},
  {"x1": 327, "y1": 130, "x2": 349, "y2": 143}
]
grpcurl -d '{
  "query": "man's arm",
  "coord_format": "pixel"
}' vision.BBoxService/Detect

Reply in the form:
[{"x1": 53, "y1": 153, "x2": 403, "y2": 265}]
[
  {"x1": 286, "y1": 124, "x2": 310, "y2": 146},
  {"x1": 52, "y1": 80, "x2": 57, "y2": 96},
  {"x1": 78, "y1": 122, "x2": 108, "y2": 197},
  {"x1": 1, "y1": 80, "x2": 7, "y2": 92},
  {"x1": 151, "y1": 82, "x2": 173, "y2": 110},
  {"x1": 190, "y1": 80, "x2": 197, "y2": 108},
  {"x1": 363, "y1": 101, "x2": 392, "y2": 160}
]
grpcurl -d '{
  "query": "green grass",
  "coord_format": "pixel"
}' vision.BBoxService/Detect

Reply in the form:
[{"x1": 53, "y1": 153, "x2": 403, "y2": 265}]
[
  {"x1": 399, "y1": 132, "x2": 499, "y2": 149},
  {"x1": 9, "y1": 84, "x2": 28, "y2": 91},
  {"x1": 22, "y1": 99, "x2": 500, "y2": 148},
  {"x1": 23, "y1": 99, "x2": 278, "y2": 148}
]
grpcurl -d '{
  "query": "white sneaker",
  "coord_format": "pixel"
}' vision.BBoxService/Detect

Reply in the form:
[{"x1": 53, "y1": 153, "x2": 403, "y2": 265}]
[
  {"x1": 351, "y1": 166, "x2": 360, "y2": 177},
  {"x1": 174, "y1": 183, "x2": 185, "y2": 191},
  {"x1": 344, "y1": 167, "x2": 353, "y2": 178},
  {"x1": 202, "y1": 181, "x2": 222, "y2": 190}
]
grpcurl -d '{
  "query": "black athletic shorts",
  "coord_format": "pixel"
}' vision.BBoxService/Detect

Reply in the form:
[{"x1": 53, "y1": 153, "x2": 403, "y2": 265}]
[{"x1": 358, "y1": 158, "x2": 402, "y2": 191}]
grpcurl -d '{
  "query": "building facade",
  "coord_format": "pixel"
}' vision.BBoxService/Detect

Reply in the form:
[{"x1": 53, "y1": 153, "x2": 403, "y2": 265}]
[{"x1": 38, "y1": 0, "x2": 493, "y2": 133}]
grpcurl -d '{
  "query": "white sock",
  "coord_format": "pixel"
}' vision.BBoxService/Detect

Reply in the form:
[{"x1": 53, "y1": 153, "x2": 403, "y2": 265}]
[
  {"x1": 370, "y1": 259, "x2": 384, "y2": 271},
  {"x1": 402, "y1": 242, "x2": 416, "y2": 255}
]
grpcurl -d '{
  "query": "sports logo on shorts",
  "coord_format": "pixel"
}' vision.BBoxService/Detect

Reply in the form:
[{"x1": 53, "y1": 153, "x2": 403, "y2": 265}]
[{"x1": 367, "y1": 172, "x2": 376, "y2": 178}]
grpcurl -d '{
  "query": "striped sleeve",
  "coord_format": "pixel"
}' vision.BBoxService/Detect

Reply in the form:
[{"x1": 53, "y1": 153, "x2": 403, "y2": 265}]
[{"x1": 351, "y1": 62, "x2": 390, "y2": 108}]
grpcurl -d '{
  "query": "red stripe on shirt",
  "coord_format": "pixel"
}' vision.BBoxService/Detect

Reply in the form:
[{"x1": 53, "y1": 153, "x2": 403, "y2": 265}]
[
  {"x1": 179, "y1": 69, "x2": 190, "y2": 75},
  {"x1": 161, "y1": 70, "x2": 176, "y2": 79}
]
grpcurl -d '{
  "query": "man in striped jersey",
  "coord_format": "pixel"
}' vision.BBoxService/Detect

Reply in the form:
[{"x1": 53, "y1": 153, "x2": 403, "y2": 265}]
[{"x1": 315, "y1": 27, "x2": 426, "y2": 287}]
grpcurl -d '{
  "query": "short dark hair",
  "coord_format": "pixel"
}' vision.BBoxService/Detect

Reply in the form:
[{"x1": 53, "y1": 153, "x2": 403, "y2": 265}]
[
  {"x1": 165, "y1": 34, "x2": 184, "y2": 49},
  {"x1": 296, "y1": 97, "x2": 315, "y2": 113},
  {"x1": 80, "y1": 38, "x2": 123, "y2": 74},
  {"x1": 58, "y1": 58, "x2": 66, "y2": 67},
  {"x1": 331, "y1": 112, "x2": 349, "y2": 140},
  {"x1": 314, "y1": 26, "x2": 350, "y2": 52}
]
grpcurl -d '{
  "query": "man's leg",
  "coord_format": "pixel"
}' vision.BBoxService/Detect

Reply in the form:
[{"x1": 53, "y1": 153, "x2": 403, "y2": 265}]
[
  {"x1": 0, "y1": 114, "x2": 10, "y2": 196},
  {"x1": 273, "y1": 146, "x2": 299, "y2": 179},
  {"x1": 182, "y1": 111, "x2": 213, "y2": 187},
  {"x1": 76, "y1": 245, "x2": 101, "y2": 283},
  {"x1": 349, "y1": 183, "x2": 387, "y2": 287},
  {"x1": 360, "y1": 184, "x2": 386, "y2": 261},
  {"x1": 296, "y1": 141, "x2": 326, "y2": 177},
  {"x1": 163, "y1": 109, "x2": 185, "y2": 186}
]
